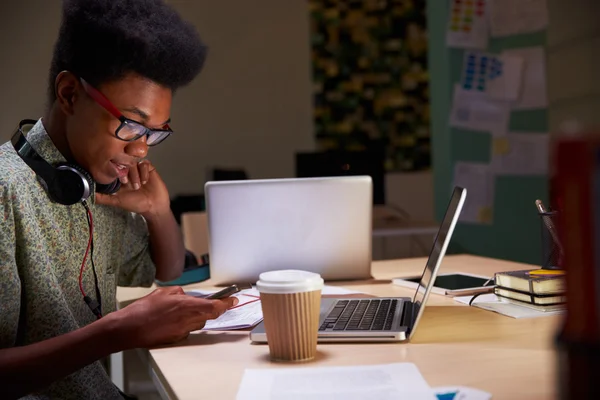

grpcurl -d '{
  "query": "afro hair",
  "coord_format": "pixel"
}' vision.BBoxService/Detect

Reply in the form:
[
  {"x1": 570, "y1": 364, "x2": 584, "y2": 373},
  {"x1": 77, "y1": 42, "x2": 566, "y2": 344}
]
[{"x1": 48, "y1": 0, "x2": 207, "y2": 102}]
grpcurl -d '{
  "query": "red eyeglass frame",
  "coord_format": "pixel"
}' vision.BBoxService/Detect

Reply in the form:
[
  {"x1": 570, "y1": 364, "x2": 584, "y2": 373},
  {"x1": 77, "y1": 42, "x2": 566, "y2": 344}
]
[{"x1": 80, "y1": 78, "x2": 173, "y2": 145}]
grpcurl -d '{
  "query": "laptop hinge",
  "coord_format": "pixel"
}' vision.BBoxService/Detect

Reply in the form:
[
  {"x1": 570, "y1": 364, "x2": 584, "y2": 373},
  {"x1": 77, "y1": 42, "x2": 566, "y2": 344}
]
[{"x1": 400, "y1": 301, "x2": 415, "y2": 335}]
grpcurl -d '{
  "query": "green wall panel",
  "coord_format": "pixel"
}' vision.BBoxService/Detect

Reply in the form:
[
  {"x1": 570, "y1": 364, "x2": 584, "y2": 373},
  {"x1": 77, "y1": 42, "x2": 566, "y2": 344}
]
[{"x1": 428, "y1": 0, "x2": 549, "y2": 265}]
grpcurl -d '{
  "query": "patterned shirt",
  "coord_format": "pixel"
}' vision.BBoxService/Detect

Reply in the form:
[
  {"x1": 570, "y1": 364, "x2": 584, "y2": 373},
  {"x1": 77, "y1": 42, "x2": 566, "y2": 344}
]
[{"x1": 0, "y1": 119, "x2": 156, "y2": 399}]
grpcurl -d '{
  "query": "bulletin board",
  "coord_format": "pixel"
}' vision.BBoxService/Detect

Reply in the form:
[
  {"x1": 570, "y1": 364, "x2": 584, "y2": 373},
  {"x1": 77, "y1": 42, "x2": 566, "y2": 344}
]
[{"x1": 427, "y1": 0, "x2": 549, "y2": 265}]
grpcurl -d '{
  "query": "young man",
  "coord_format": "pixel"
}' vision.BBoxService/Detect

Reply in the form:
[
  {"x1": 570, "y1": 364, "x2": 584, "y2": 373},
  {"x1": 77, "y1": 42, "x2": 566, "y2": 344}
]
[{"x1": 0, "y1": 1, "x2": 237, "y2": 399}]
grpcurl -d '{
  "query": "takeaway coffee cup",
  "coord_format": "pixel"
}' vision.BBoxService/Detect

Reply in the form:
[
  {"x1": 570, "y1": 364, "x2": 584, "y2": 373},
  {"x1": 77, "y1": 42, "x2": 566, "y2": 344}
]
[{"x1": 256, "y1": 270, "x2": 324, "y2": 362}]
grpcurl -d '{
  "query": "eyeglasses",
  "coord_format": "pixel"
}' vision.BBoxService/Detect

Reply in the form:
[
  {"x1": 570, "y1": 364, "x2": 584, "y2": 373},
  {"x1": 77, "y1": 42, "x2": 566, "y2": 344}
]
[{"x1": 80, "y1": 78, "x2": 173, "y2": 146}]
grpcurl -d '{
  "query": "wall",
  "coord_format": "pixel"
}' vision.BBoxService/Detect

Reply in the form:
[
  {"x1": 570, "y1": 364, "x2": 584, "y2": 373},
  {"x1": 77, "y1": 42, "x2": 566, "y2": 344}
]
[
  {"x1": 0, "y1": 0, "x2": 315, "y2": 197},
  {"x1": 0, "y1": 0, "x2": 61, "y2": 136},
  {"x1": 0, "y1": 0, "x2": 434, "y2": 260},
  {"x1": 155, "y1": 0, "x2": 315, "y2": 195},
  {"x1": 427, "y1": 1, "x2": 549, "y2": 265},
  {"x1": 546, "y1": 0, "x2": 600, "y2": 132}
]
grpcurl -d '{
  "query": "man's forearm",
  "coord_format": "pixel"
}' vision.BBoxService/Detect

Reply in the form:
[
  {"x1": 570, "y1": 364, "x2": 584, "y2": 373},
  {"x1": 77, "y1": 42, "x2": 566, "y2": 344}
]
[
  {"x1": 146, "y1": 210, "x2": 185, "y2": 281},
  {"x1": 0, "y1": 315, "x2": 124, "y2": 399}
]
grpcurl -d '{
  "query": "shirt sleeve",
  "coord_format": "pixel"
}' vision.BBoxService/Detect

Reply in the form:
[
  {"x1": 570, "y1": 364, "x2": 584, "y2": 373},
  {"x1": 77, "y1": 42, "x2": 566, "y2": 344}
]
[
  {"x1": 0, "y1": 182, "x2": 21, "y2": 348},
  {"x1": 117, "y1": 212, "x2": 157, "y2": 287}
]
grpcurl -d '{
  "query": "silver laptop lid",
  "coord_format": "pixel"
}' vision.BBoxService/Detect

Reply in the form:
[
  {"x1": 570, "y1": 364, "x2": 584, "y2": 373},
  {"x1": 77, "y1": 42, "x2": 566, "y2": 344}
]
[
  {"x1": 406, "y1": 186, "x2": 466, "y2": 339},
  {"x1": 205, "y1": 176, "x2": 373, "y2": 284}
]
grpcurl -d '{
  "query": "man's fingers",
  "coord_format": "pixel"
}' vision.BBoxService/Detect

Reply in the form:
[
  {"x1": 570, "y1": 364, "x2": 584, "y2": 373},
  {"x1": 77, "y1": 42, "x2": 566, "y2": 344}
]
[
  {"x1": 128, "y1": 163, "x2": 142, "y2": 190},
  {"x1": 184, "y1": 297, "x2": 238, "y2": 319},
  {"x1": 207, "y1": 297, "x2": 239, "y2": 318},
  {"x1": 221, "y1": 296, "x2": 239, "y2": 309},
  {"x1": 139, "y1": 161, "x2": 150, "y2": 185},
  {"x1": 186, "y1": 320, "x2": 206, "y2": 333}
]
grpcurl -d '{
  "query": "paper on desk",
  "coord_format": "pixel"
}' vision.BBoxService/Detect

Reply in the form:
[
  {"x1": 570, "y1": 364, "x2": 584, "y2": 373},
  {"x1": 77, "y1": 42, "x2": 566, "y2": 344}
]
[
  {"x1": 489, "y1": 0, "x2": 548, "y2": 37},
  {"x1": 490, "y1": 132, "x2": 549, "y2": 176},
  {"x1": 502, "y1": 47, "x2": 547, "y2": 110},
  {"x1": 202, "y1": 301, "x2": 263, "y2": 331},
  {"x1": 236, "y1": 363, "x2": 437, "y2": 400},
  {"x1": 435, "y1": 386, "x2": 492, "y2": 400},
  {"x1": 452, "y1": 162, "x2": 495, "y2": 225},
  {"x1": 460, "y1": 51, "x2": 525, "y2": 102},
  {"x1": 187, "y1": 288, "x2": 262, "y2": 331},
  {"x1": 454, "y1": 294, "x2": 564, "y2": 319},
  {"x1": 449, "y1": 84, "x2": 510, "y2": 135},
  {"x1": 446, "y1": 0, "x2": 488, "y2": 50}
]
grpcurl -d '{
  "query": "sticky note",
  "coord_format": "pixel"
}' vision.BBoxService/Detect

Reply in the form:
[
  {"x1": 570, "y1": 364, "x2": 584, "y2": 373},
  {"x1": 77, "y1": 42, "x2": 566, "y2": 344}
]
[
  {"x1": 478, "y1": 207, "x2": 493, "y2": 223},
  {"x1": 528, "y1": 269, "x2": 565, "y2": 276},
  {"x1": 493, "y1": 137, "x2": 510, "y2": 155}
]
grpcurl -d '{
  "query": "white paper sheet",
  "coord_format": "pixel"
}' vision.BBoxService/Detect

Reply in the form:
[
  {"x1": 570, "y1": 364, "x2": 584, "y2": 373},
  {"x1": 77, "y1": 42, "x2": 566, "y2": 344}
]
[
  {"x1": 490, "y1": 132, "x2": 549, "y2": 176},
  {"x1": 187, "y1": 288, "x2": 263, "y2": 330},
  {"x1": 202, "y1": 301, "x2": 263, "y2": 331},
  {"x1": 236, "y1": 363, "x2": 437, "y2": 400},
  {"x1": 452, "y1": 162, "x2": 495, "y2": 225},
  {"x1": 454, "y1": 294, "x2": 564, "y2": 319},
  {"x1": 446, "y1": 0, "x2": 488, "y2": 49},
  {"x1": 489, "y1": 0, "x2": 549, "y2": 37},
  {"x1": 460, "y1": 51, "x2": 524, "y2": 101},
  {"x1": 502, "y1": 47, "x2": 548, "y2": 110},
  {"x1": 449, "y1": 84, "x2": 510, "y2": 135}
]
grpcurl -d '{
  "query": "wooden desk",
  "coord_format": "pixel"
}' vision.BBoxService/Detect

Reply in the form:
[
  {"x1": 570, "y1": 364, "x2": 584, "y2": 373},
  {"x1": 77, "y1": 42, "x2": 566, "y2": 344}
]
[{"x1": 116, "y1": 255, "x2": 562, "y2": 400}]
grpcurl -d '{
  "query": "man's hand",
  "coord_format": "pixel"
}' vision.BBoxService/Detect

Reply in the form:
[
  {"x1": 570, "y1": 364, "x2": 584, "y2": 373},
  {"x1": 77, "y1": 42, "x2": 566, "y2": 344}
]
[
  {"x1": 109, "y1": 286, "x2": 239, "y2": 349},
  {"x1": 96, "y1": 160, "x2": 170, "y2": 220}
]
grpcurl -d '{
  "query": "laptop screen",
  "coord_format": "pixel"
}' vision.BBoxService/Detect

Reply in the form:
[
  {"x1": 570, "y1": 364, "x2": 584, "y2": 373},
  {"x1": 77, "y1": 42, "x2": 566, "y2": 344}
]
[{"x1": 408, "y1": 187, "x2": 466, "y2": 333}]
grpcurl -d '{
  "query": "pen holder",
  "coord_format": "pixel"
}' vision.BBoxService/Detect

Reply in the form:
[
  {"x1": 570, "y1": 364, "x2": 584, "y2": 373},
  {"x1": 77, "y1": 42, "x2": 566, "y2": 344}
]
[{"x1": 539, "y1": 210, "x2": 563, "y2": 270}]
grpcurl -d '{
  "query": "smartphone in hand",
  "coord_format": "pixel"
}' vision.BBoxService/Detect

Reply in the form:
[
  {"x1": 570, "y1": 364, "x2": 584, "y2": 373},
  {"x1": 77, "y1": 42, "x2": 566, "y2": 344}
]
[{"x1": 205, "y1": 283, "x2": 252, "y2": 300}]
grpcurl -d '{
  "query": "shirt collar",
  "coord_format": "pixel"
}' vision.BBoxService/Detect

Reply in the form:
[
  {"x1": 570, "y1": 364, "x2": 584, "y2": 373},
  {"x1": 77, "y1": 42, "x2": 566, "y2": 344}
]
[
  {"x1": 26, "y1": 118, "x2": 97, "y2": 204},
  {"x1": 26, "y1": 119, "x2": 67, "y2": 165}
]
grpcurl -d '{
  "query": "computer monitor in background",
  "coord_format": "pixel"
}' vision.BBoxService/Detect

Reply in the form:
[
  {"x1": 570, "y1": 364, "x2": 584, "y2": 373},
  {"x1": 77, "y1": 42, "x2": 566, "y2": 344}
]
[{"x1": 295, "y1": 150, "x2": 385, "y2": 205}]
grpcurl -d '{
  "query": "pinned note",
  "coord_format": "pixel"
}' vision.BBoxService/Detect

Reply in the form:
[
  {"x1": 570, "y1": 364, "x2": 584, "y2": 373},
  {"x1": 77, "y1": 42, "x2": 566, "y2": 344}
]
[
  {"x1": 453, "y1": 162, "x2": 495, "y2": 225},
  {"x1": 477, "y1": 207, "x2": 493, "y2": 224},
  {"x1": 446, "y1": 0, "x2": 488, "y2": 49},
  {"x1": 449, "y1": 84, "x2": 510, "y2": 135},
  {"x1": 460, "y1": 51, "x2": 524, "y2": 101},
  {"x1": 502, "y1": 47, "x2": 548, "y2": 110},
  {"x1": 489, "y1": 0, "x2": 549, "y2": 37},
  {"x1": 492, "y1": 137, "x2": 510, "y2": 155},
  {"x1": 490, "y1": 132, "x2": 549, "y2": 176}
]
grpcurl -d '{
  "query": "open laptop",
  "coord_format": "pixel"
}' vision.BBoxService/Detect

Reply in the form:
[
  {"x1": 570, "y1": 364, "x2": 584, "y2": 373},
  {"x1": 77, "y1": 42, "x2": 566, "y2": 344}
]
[
  {"x1": 204, "y1": 176, "x2": 373, "y2": 285},
  {"x1": 250, "y1": 186, "x2": 467, "y2": 343}
]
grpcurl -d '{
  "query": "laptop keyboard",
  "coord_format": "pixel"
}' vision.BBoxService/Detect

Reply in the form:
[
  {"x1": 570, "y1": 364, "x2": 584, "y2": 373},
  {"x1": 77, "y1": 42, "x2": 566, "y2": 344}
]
[{"x1": 319, "y1": 299, "x2": 399, "y2": 331}]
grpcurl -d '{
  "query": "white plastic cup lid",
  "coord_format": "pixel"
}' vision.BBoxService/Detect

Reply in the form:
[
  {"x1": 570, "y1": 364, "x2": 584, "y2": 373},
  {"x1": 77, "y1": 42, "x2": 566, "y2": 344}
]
[{"x1": 256, "y1": 270, "x2": 324, "y2": 294}]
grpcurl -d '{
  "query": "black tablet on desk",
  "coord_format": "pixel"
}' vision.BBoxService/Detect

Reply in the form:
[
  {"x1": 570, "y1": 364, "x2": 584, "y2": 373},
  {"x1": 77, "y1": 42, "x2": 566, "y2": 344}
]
[{"x1": 392, "y1": 272, "x2": 493, "y2": 296}]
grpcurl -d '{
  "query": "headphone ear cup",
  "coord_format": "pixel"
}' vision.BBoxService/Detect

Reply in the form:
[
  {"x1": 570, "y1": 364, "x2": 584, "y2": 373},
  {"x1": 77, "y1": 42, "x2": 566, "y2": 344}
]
[
  {"x1": 96, "y1": 179, "x2": 121, "y2": 195},
  {"x1": 51, "y1": 163, "x2": 94, "y2": 205}
]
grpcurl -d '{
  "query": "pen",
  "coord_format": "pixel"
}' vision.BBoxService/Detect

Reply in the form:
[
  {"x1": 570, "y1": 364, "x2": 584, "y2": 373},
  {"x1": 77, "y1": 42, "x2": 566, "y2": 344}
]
[
  {"x1": 535, "y1": 199, "x2": 564, "y2": 268},
  {"x1": 230, "y1": 294, "x2": 261, "y2": 310},
  {"x1": 535, "y1": 199, "x2": 546, "y2": 214}
]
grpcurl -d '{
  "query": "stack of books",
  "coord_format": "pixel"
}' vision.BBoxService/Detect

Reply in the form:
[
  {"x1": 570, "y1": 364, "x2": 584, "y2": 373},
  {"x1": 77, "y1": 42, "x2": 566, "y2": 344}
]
[{"x1": 493, "y1": 269, "x2": 566, "y2": 312}]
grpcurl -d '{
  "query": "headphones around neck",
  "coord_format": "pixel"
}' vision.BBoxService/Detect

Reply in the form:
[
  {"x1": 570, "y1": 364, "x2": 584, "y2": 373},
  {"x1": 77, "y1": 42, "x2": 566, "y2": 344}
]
[{"x1": 11, "y1": 119, "x2": 121, "y2": 205}]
